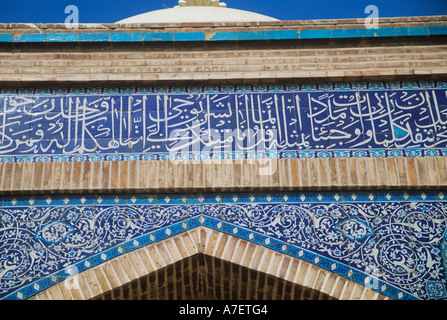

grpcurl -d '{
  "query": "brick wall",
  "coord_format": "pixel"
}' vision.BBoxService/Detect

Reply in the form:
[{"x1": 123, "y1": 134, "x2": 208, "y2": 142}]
[
  {"x1": 0, "y1": 16, "x2": 446, "y2": 86},
  {"x1": 1, "y1": 157, "x2": 445, "y2": 195},
  {"x1": 0, "y1": 38, "x2": 446, "y2": 86}
]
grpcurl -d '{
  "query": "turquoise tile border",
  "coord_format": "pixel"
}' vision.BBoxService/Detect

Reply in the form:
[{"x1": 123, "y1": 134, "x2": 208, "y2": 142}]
[
  {"x1": 79, "y1": 33, "x2": 111, "y2": 42},
  {"x1": 174, "y1": 32, "x2": 206, "y2": 41},
  {"x1": 0, "y1": 33, "x2": 14, "y2": 42},
  {"x1": 300, "y1": 29, "x2": 332, "y2": 39},
  {"x1": 112, "y1": 32, "x2": 144, "y2": 42},
  {"x1": 0, "y1": 25, "x2": 444, "y2": 44},
  {"x1": 13, "y1": 33, "x2": 47, "y2": 42},
  {"x1": 47, "y1": 33, "x2": 80, "y2": 42}
]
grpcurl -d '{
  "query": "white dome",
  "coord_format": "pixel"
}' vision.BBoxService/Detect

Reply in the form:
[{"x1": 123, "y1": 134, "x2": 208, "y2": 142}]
[{"x1": 116, "y1": 0, "x2": 278, "y2": 24}]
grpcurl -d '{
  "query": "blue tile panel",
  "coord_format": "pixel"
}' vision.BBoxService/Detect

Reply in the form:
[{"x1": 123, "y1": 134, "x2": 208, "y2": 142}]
[
  {"x1": 0, "y1": 25, "x2": 445, "y2": 43},
  {"x1": 1, "y1": 190, "x2": 447, "y2": 300},
  {"x1": 0, "y1": 81, "x2": 446, "y2": 163}
]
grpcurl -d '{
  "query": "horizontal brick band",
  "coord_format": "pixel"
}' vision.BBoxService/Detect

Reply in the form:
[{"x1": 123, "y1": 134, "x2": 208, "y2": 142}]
[
  {"x1": 1, "y1": 157, "x2": 445, "y2": 195},
  {"x1": 0, "y1": 37, "x2": 446, "y2": 86}
]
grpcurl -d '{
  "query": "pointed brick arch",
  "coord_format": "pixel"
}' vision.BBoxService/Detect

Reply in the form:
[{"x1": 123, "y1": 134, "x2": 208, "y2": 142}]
[{"x1": 29, "y1": 228, "x2": 389, "y2": 301}]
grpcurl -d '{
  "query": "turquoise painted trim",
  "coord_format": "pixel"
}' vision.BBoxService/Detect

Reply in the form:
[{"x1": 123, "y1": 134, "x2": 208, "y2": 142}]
[
  {"x1": 300, "y1": 29, "x2": 332, "y2": 39},
  {"x1": 0, "y1": 25, "x2": 445, "y2": 44},
  {"x1": 237, "y1": 30, "x2": 269, "y2": 40},
  {"x1": 209, "y1": 31, "x2": 237, "y2": 41},
  {"x1": 174, "y1": 31, "x2": 205, "y2": 41},
  {"x1": 429, "y1": 25, "x2": 447, "y2": 35},
  {"x1": 79, "y1": 32, "x2": 111, "y2": 42},
  {"x1": 268, "y1": 29, "x2": 299, "y2": 40},
  {"x1": 111, "y1": 32, "x2": 144, "y2": 42},
  {"x1": 13, "y1": 33, "x2": 47, "y2": 42},
  {"x1": 47, "y1": 33, "x2": 79, "y2": 42},
  {"x1": 0, "y1": 33, "x2": 14, "y2": 42},
  {"x1": 143, "y1": 32, "x2": 174, "y2": 41}
]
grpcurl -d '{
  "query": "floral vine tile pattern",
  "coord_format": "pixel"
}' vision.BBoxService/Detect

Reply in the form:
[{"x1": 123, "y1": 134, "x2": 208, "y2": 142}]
[{"x1": 1, "y1": 191, "x2": 446, "y2": 300}]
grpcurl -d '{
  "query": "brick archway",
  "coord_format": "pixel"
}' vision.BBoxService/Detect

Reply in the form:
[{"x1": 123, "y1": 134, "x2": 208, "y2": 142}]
[{"x1": 30, "y1": 228, "x2": 389, "y2": 301}]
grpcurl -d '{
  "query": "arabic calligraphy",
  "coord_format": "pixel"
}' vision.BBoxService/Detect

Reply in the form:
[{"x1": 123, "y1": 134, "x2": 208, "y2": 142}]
[{"x1": 0, "y1": 87, "x2": 446, "y2": 162}]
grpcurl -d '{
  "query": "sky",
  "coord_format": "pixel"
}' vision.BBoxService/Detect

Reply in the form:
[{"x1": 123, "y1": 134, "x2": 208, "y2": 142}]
[{"x1": 0, "y1": 0, "x2": 446, "y2": 23}]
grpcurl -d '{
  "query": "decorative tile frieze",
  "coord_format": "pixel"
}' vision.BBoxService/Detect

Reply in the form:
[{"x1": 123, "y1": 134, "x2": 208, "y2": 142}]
[
  {"x1": 0, "y1": 81, "x2": 446, "y2": 163},
  {"x1": 1, "y1": 190, "x2": 446, "y2": 300}
]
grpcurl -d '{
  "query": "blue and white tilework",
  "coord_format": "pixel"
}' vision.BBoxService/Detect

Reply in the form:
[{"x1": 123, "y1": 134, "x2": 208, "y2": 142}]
[
  {"x1": 1, "y1": 190, "x2": 447, "y2": 300},
  {"x1": 0, "y1": 80, "x2": 447, "y2": 163}
]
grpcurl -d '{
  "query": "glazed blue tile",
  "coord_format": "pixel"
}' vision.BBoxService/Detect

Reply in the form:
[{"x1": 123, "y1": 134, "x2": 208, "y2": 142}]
[
  {"x1": 433, "y1": 89, "x2": 447, "y2": 107},
  {"x1": 3, "y1": 190, "x2": 447, "y2": 300},
  {"x1": 70, "y1": 258, "x2": 92, "y2": 275},
  {"x1": 251, "y1": 192, "x2": 283, "y2": 204},
  {"x1": 332, "y1": 262, "x2": 353, "y2": 279},
  {"x1": 188, "y1": 204, "x2": 202, "y2": 218},
  {"x1": 135, "y1": 232, "x2": 156, "y2": 248},
  {"x1": 97, "y1": 195, "x2": 127, "y2": 206},
  {"x1": 426, "y1": 280, "x2": 447, "y2": 300},
  {"x1": 248, "y1": 231, "x2": 268, "y2": 246},
  {"x1": 394, "y1": 27, "x2": 425, "y2": 37},
  {"x1": 3, "y1": 196, "x2": 33, "y2": 207},
  {"x1": 159, "y1": 194, "x2": 189, "y2": 205},
  {"x1": 300, "y1": 29, "x2": 331, "y2": 39},
  {"x1": 285, "y1": 193, "x2": 308, "y2": 203},
  {"x1": 34, "y1": 276, "x2": 57, "y2": 294},
  {"x1": 315, "y1": 255, "x2": 335, "y2": 272},
  {"x1": 188, "y1": 216, "x2": 202, "y2": 230},
  {"x1": 350, "y1": 268, "x2": 368, "y2": 286},
  {"x1": 265, "y1": 237, "x2": 286, "y2": 253},
  {"x1": 237, "y1": 31, "x2": 268, "y2": 41},
  {"x1": 201, "y1": 216, "x2": 221, "y2": 231},
  {"x1": 1, "y1": 83, "x2": 437, "y2": 164},
  {"x1": 332, "y1": 28, "x2": 364, "y2": 38},
  {"x1": 104, "y1": 246, "x2": 124, "y2": 260},
  {"x1": 209, "y1": 31, "x2": 237, "y2": 41},
  {"x1": 429, "y1": 25, "x2": 447, "y2": 35},
  {"x1": 14, "y1": 33, "x2": 47, "y2": 42},
  {"x1": 79, "y1": 33, "x2": 111, "y2": 42},
  {"x1": 32, "y1": 195, "x2": 65, "y2": 207},
  {"x1": 268, "y1": 30, "x2": 299, "y2": 40},
  {"x1": 47, "y1": 33, "x2": 79, "y2": 42},
  {"x1": 221, "y1": 221, "x2": 237, "y2": 236},
  {"x1": 162, "y1": 204, "x2": 189, "y2": 224},
  {"x1": 64, "y1": 194, "x2": 97, "y2": 206},
  {"x1": 0, "y1": 33, "x2": 14, "y2": 42},
  {"x1": 144, "y1": 32, "x2": 174, "y2": 42},
  {"x1": 364, "y1": 27, "x2": 396, "y2": 38},
  {"x1": 174, "y1": 32, "x2": 205, "y2": 41},
  {"x1": 201, "y1": 193, "x2": 222, "y2": 204},
  {"x1": 127, "y1": 194, "x2": 158, "y2": 206},
  {"x1": 154, "y1": 227, "x2": 172, "y2": 242},
  {"x1": 112, "y1": 32, "x2": 143, "y2": 42},
  {"x1": 220, "y1": 193, "x2": 242, "y2": 204},
  {"x1": 188, "y1": 194, "x2": 204, "y2": 205}
]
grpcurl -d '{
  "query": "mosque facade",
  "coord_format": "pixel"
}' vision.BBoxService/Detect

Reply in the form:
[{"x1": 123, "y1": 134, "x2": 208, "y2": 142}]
[{"x1": 0, "y1": 0, "x2": 447, "y2": 300}]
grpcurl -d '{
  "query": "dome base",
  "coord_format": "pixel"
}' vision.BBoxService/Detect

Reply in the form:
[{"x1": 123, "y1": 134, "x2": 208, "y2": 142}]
[{"x1": 116, "y1": 6, "x2": 278, "y2": 24}]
